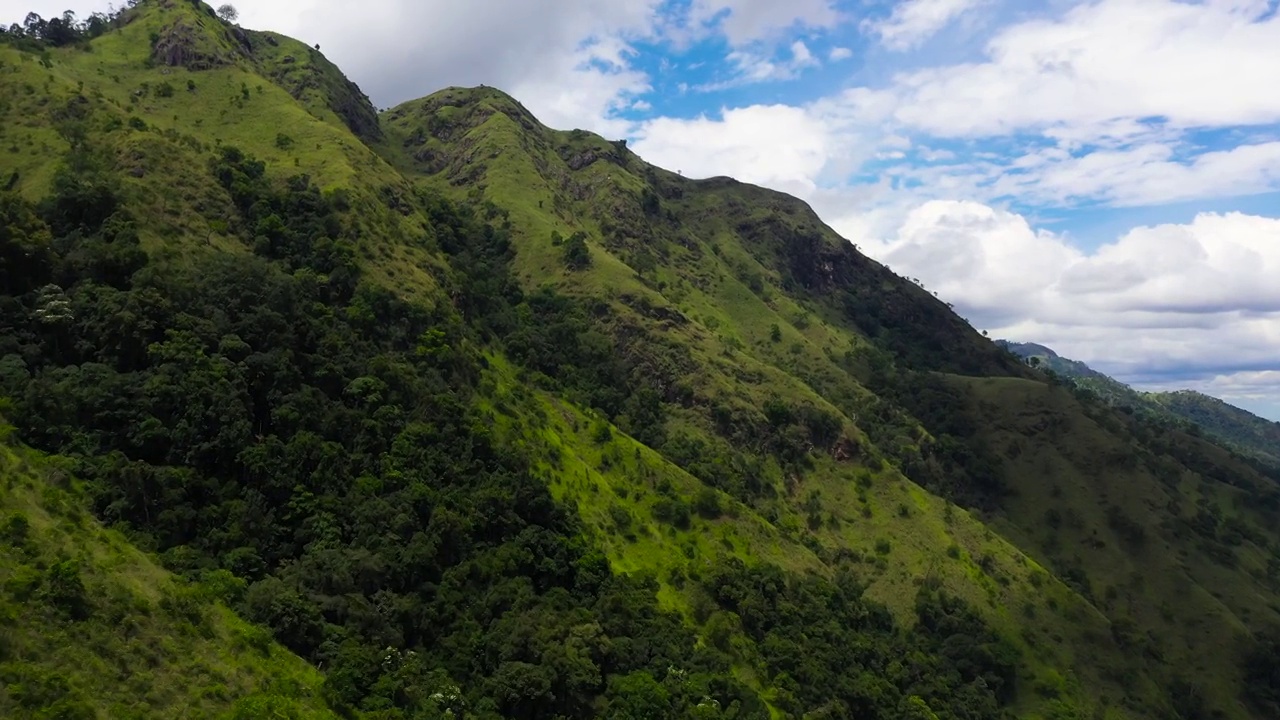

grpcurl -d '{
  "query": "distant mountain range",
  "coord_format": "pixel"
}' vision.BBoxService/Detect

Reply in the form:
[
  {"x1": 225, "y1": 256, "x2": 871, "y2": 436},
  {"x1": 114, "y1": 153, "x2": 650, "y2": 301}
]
[{"x1": 999, "y1": 340, "x2": 1280, "y2": 469}]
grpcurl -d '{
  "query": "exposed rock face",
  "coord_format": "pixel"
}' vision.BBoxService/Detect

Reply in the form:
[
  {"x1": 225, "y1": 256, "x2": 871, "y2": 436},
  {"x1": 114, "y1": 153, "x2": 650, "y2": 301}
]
[
  {"x1": 151, "y1": 20, "x2": 238, "y2": 70},
  {"x1": 325, "y1": 74, "x2": 383, "y2": 142}
]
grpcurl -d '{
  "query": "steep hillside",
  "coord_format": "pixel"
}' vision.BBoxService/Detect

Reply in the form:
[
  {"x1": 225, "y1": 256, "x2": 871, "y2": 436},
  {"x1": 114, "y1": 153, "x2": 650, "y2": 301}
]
[
  {"x1": 956, "y1": 376, "x2": 1280, "y2": 717},
  {"x1": 3, "y1": 3, "x2": 1280, "y2": 719},
  {"x1": 380, "y1": 86, "x2": 1280, "y2": 719},
  {"x1": 1000, "y1": 341, "x2": 1280, "y2": 470},
  {"x1": 0, "y1": 415, "x2": 338, "y2": 719}
]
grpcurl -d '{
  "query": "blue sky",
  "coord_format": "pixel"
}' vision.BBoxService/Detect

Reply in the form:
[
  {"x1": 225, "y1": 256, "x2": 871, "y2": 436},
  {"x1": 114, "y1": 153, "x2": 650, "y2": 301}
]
[{"x1": 12, "y1": 0, "x2": 1280, "y2": 419}]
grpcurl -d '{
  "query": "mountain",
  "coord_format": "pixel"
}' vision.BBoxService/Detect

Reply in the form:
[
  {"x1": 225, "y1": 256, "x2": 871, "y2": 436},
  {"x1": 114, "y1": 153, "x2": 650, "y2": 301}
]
[
  {"x1": 999, "y1": 340, "x2": 1280, "y2": 470},
  {"x1": 2, "y1": 3, "x2": 1280, "y2": 719}
]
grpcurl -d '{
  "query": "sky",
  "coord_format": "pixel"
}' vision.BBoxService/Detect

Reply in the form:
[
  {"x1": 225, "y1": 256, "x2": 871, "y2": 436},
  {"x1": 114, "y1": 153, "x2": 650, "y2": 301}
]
[{"x1": 8, "y1": 0, "x2": 1280, "y2": 420}]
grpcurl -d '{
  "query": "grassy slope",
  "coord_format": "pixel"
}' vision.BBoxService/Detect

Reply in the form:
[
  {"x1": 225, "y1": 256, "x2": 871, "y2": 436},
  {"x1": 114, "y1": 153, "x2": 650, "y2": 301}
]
[
  {"x1": 961, "y1": 375, "x2": 1280, "y2": 716},
  {"x1": 377, "y1": 88, "x2": 1182, "y2": 719},
  {"x1": 0, "y1": 416, "x2": 338, "y2": 719}
]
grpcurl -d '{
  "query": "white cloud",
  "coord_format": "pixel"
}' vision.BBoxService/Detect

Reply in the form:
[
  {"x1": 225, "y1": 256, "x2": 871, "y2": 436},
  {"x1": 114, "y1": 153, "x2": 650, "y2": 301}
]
[
  {"x1": 685, "y1": 0, "x2": 841, "y2": 45},
  {"x1": 865, "y1": 0, "x2": 984, "y2": 51},
  {"x1": 712, "y1": 40, "x2": 821, "y2": 88},
  {"x1": 790, "y1": 40, "x2": 817, "y2": 68},
  {"x1": 992, "y1": 141, "x2": 1280, "y2": 207},
  {"x1": 881, "y1": 134, "x2": 913, "y2": 150},
  {"x1": 862, "y1": 201, "x2": 1080, "y2": 326},
  {"x1": 879, "y1": 0, "x2": 1280, "y2": 138},
  {"x1": 829, "y1": 46, "x2": 854, "y2": 61},
  {"x1": 631, "y1": 105, "x2": 834, "y2": 196}
]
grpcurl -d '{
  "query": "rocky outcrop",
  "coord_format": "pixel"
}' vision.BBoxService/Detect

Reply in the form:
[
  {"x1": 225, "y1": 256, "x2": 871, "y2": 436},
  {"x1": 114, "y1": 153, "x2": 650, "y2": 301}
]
[{"x1": 150, "y1": 18, "x2": 247, "y2": 70}]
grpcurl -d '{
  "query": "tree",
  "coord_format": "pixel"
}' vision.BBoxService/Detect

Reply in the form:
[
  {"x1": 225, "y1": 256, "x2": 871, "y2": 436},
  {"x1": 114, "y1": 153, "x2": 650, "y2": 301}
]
[
  {"x1": 563, "y1": 231, "x2": 591, "y2": 270},
  {"x1": 216, "y1": 4, "x2": 238, "y2": 22}
]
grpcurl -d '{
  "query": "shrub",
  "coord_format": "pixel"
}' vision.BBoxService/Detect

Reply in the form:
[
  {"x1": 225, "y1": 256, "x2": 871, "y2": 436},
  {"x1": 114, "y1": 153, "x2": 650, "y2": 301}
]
[
  {"x1": 653, "y1": 497, "x2": 692, "y2": 530},
  {"x1": 41, "y1": 561, "x2": 89, "y2": 620},
  {"x1": 694, "y1": 487, "x2": 722, "y2": 519},
  {"x1": 563, "y1": 231, "x2": 590, "y2": 269}
]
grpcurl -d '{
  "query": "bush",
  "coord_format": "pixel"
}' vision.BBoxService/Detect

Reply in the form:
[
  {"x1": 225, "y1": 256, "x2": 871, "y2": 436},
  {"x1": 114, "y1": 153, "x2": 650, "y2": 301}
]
[
  {"x1": 694, "y1": 487, "x2": 722, "y2": 519},
  {"x1": 609, "y1": 504, "x2": 633, "y2": 533},
  {"x1": 2, "y1": 512, "x2": 30, "y2": 546},
  {"x1": 653, "y1": 497, "x2": 692, "y2": 530},
  {"x1": 591, "y1": 419, "x2": 612, "y2": 444},
  {"x1": 563, "y1": 231, "x2": 590, "y2": 269},
  {"x1": 41, "y1": 561, "x2": 89, "y2": 620}
]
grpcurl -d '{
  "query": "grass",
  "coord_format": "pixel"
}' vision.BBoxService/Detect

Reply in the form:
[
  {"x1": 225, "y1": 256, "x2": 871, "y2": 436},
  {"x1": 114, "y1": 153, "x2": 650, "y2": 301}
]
[{"x1": 962, "y1": 375, "x2": 1280, "y2": 718}]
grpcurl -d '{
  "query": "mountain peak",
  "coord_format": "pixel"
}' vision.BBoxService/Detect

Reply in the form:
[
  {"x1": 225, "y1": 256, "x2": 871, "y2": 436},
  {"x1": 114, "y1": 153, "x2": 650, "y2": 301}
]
[
  {"x1": 387, "y1": 85, "x2": 547, "y2": 136},
  {"x1": 126, "y1": 0, "x2": 254, "y2": 71}
]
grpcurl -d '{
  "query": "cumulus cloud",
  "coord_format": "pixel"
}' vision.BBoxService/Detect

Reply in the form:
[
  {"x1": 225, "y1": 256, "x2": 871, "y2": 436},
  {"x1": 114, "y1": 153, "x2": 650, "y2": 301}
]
[
  {"x1": 864, "y1": 0, "x2": 984, "y2": 51},
  {"x1": 829, "y1": 46, "x2": 854, "y2": 61},
  {"x1": 877, "y1": 0, "x2": 1280, "y2": 138},
  {"x1": 860, "y1": 201, "x2": 1079, "y2": 325},
  {"x1": 631, "y1": 105, "x2": 834, "y2": 196}
]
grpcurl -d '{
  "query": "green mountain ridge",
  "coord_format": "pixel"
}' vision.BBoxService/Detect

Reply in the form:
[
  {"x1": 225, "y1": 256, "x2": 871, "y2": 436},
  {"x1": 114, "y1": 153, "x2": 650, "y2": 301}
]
[
  {"x1": 1, "y1": 3, "x2": 1279, "y2": 719},
  {"x1": 998, "y1": 340, "x2": 1280, "y2": 470}
]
